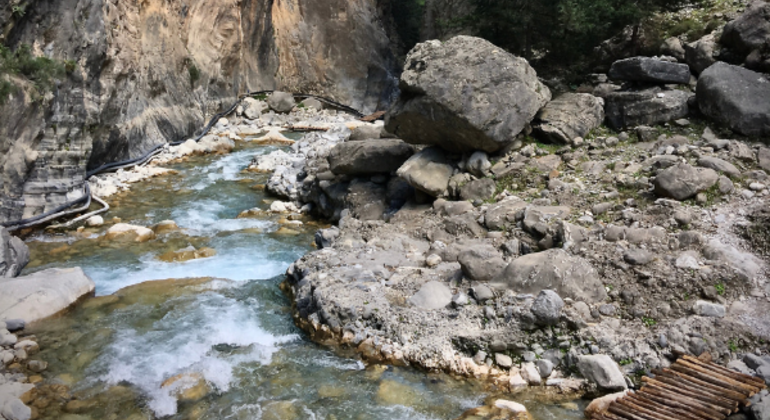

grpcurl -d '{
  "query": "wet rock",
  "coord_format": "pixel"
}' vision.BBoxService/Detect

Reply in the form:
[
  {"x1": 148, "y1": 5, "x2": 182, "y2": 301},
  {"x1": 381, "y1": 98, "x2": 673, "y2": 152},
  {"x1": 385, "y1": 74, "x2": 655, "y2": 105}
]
[
  {"x1": 385, "y1": 36, "x2": 551, "y2": 153},
  {"x1": 530, "y1": 290, "x2": 564, "y2": 326},
  {"x1": 608, "y1": 57, "x2": 691, "y2": 84},
  {"x1": 604, "y1": 88, "x2": 692, "y2": 130},
  {"x1": 0, "y1": 267, "x2": 95, "y2": 323},
  {"x1": 533, "y1": 93, "x2": 605, "y2": 144},
  {"x1": 267, "y1": 91, "x2": 296, "y2": 113},
  {"x1": 1, "y1": 397, "x2": 31, "y2": 420},
  {"x1": 26, "y1": 360, "x2": 46, "y2": 373},
  {"x1": 697, "y1": 62, "x2": 770, "y2": 138},
  {"x1": 376, "y1": 379, "x2": 422, "y2": 408},
  {"x1": 693, "y1": 300, "x2": 726, "y2": 318},
  {"x1": 160, "y1": 373, "x2": 210, "y2": 402},
  {"x1": 396, "y1": 147, "x2": 454, "y2": 197},
  {"x1": 698, "y1": 156, "x2": 741, "y2": 178},
  {"x1": 104, "y1": 223, "x2": 156, "y2": 242},
  {"x1": 577, "y1": 355, "x2": 628, "y2": 391},
  {"x1": 328, "y1": 140, "x2": 415, "y2": 175},
  {"x1": 152, "y1": 220, "x2": 180, "y2": 235},
  {"x1": 157, "y1": 246, "x2": 217, "y2": 263},
  {"x1": 85, "y1": 215, "x2": 104, "y2": 227},
  {"x1": 409, "y1": 281, "x2": 452, "y2": 310},
  {"x1": 653, "y1": 163, "x2": 719, "y2": 200},
  {"x1": 585, "y1": 391, "x2": 628, "y2": 418},
  {"x1": 494, "y1": 249, "x2": 607, "y2": 303},
  {"x1": 459, "y1": 178, "x2": 497, "y2": 202},
  {"x1": 0, "y1": 228, "x2": 28, "y2": 278},
  {"x1": 458, "y1": 246, "x2": 507, "y2": 281}
]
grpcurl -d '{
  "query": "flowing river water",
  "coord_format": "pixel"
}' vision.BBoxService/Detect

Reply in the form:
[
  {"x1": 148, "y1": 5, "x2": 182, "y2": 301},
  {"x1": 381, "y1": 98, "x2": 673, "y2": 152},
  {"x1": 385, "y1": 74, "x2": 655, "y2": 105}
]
[{"x1": 20, "y1": 138, "x2": 586, "y2": 420}]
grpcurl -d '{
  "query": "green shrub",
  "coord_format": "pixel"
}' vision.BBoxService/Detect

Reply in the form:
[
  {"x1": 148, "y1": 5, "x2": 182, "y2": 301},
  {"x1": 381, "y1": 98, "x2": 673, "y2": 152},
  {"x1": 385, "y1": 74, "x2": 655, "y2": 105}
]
[
  {"x1": 188, "y1": 63, "x2": 201, "y2": 86},
  {"x1": 0, "y1": 44, "x2": 67, "y2": 93}
]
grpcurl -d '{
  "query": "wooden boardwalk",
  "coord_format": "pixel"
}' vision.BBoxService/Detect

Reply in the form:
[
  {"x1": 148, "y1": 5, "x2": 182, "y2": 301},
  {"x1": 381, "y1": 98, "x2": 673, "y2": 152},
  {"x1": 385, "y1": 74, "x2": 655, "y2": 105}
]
[{"x1": 590, "y1": 352, "x2": 767, "y2": 420}]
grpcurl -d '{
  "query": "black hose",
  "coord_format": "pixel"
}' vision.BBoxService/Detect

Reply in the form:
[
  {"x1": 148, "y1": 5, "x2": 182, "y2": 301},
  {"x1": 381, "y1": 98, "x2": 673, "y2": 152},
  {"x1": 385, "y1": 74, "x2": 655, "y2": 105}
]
[{"x1": 1, "y1": 91, "x2": 365, "y2": 231}]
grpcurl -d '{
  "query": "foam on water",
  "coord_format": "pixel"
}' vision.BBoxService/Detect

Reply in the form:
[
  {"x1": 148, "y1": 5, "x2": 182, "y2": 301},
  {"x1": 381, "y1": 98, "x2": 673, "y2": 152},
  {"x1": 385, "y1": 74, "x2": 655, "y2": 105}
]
[{"x1": 91, "y1": 289, "x2": 297, "y2": 417}]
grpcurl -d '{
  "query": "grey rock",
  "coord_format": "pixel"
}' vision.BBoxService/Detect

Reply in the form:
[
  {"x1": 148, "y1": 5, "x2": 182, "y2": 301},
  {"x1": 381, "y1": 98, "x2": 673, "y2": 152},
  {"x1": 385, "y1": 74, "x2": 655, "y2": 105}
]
[
  {"x1": 703, "y1": 239, "x2": 761, "y2": 283},
  {"x1": 350, "y1": 124, "x2": 384, "y2": 141},
  {"x1": 0, "y1": 228, "x2": 28, "y2": 278},
  {"x1": 385, "y1": 36, "x2": 551, "y2": 153},
  {"x1": 530, "y1": 290, "x2": 564, "y2": 326},
  {"x1": 396, "y1": 147, "x2": 454, "y2": 197},
  {"x1": 719, "y1": 176, "x2": 735, "y2": 194},
  {"x1": 484, "y1": 198, "x2": 528, "y2": 231},
  {"x1": 299, "y1": 98, "x2": 324, "y2": 111},
  {"x1": 604, "y1": 88, "x2": 693, "y2": 130},
  {"x1": 467, "y1": 152, "x2": 492, "y2": 177},
  {"x1": 744, "y1": 354, "x2": 769, "y2": 371},
  {"x1": 459, "y1": 178, "x2": 497, "y2": 202},
  {"x1": 693, "y1": 300, "x2": 726, "y2": 318},
  {"x1": 328, "y1": 140, "x2": 415, "y2": 175},
  {"x1": 3, "y1": 320, "x2": 24, "y2": 332},
  {"x1": 698, "y1": 156, "x2": 741, "y2": 178},
  {"x1": 658, "y1": 334, "x2": 668, "y2": 348},
  {"x1": 495, "y1": 353, "x2": 513, "y2": 368},
  {"x1": 0, "y1": 267, "x2": 95, "y2": 323},
  {"x1": 697, "y1": 62, "x2": 770, "y2": 138},
  {"x1": 758, "y1": 147, "x2": 770, "y2": 173},
  {"x1": 494, "y1": 249, "x2": 607, "y2": 303},
  {"x1": 409, "y1": 281, "x2": 452, "y2": 310},
  {"x1": 678, "y1": 231, "x2": 703, "y2": 248},
  {"x1": 452, "y1": 292, "x2": 470, "y2": 307},
  {"x1": 599, "y1": 304, "x2": 616, "y2": 316},
  {"x1": 721, "y1": 1, "x2": 770, "y2": 60},
  {"x1": 623, "y1": 248, "x2": 654, "y2": 265},
  {"x1": 267, "y1": 91, "x2": 296, "y2": 113},
  {"x1": 533, "y1": 93, "x2": 605, "y2": 144},
  {"x1": 608, "y1": 57, "x2": 691, "y2": 84},
  {"x1": 435, "y1": 200, "x2": 474, "y2": 217},
  {"x1": 727, "y1": 360, "x2": 753, "y2": 375},
  {"x1": 577, "y1": 354, "x2": 628, "y2": 391},
  {"x1": 522, "y1": 351, "x2": 537, "y2": 362},
  {"x1": 684, "y1": 34, "x2": 718, "y2": 75},
  {"x1": 653, "y1": 163, "x2": 719, "y2": 201},
  {"x1": 660, "y1": 37, "x2": 686, "y2": 62},
  {"x1": 1, "y1": 398, "x2": 31, "y2": 420},
  {"x1": 471, "y1": 285, "x2": 495, "y2": 302},
  {"x1": 242, "y1": 97, "x2": 267, "y2": 120},
  {"x1": 536, "y1": 359, "x2": 554, "y2": 378},
  {"x1": 315, "y1": 227, "x2": 340, "y2": 249},
  {"x1": 459, "y1": 246, "x2": 507, "y2": 281},
  {"x1": 751, "y1": 397, "x2": 770, "y2": 420}
]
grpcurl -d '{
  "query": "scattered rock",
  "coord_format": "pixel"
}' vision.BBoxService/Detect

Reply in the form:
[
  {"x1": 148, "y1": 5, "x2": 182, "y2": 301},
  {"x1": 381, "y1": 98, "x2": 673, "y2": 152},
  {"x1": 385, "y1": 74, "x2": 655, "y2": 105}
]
[
  {"x1": 160, "y1": 372, "x2": 210, "y2": 402},
  {"x1": 684, "y1": 34, "x2": 718, "y2": 75},
  {"x1": 653, "y1": 163, "x2": 719, "y2": 201},
  {"x1": 536, "y1": 359, "x2": 554, "y2": 378},
  {"x1": 385, "y1": 36, "x2": 551, "y2": 153},
  {"x1": 495, "y1": 353, "x2": 513, "y2": 369},
  {"x1": 494, "y1": 249, "x2": 607, "y2": 303},
  {"x1": 585, "y1": 391, "x2": 628, "y2": 418},
  {"x1": 533, "y1": 93, "x2": 605, "y2": 144},
  {"x1": 693, "y1": 300, "x2": 726, "y2": 318},
  {"x1": 721, "y1": 1, "x2": 770, "y2": 61},
  {"x1": 520, "y1": 362, "x2": 542, "y2": 385},
  {"x1": 267, "y1": 91, "x2": 296, "y2": 113},
  {"x1": 409, "y1": 281, "x2": 452, "y2": 310},
  {"x1": 467, "y1": 152, "x2": 492, "y2": 177},
  {"x1": 85, "y1": 215, "x2": 104, "y2": 227},
  {"x1": 458, "y1": 246, "x2": 507, "y2": 281},
  {"x1": 396, "y1": 147, "x2": 454, "y2": 197},
  {"x1": 328, "y1": 139, "x2": 415, "y2": 175},
  {"x1": 608, "y1": 57, "x2": 691, "y2": 84},
  {"x1": 576, "y1": 355, "x2": 628, "y2": 391},
  {"x1": 530, "y1": 290, "x2": 564, "y2": 326},
  {"x1": 623, "y1": 248, "x2": 654, "y2": 265},
  {"x1": 459, "y1": 178, "x2": 497, "y2": 202},
  {"x1": 697, "y1": 156, "x2": 741, "y2": 178}
]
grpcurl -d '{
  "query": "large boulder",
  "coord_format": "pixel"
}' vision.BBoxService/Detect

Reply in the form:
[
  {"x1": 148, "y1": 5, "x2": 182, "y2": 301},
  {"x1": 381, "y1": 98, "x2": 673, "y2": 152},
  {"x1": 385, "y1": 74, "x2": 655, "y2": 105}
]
[
  {"x1": 684, "y1": 34, "x2": 718, "y2": 75},
  {"x1": 0, "y1": 228, "x2": 29, "y2": 278},
  {"x1": 577, "y1": 355, "x2": 628, "y2": 391},
  {"x1": 653, "y1": 163, "x2": 719, "y2": 201},
  {"x1": 267, "y1": 91, "x2": 296, "y2": 113},
  {"x1": 696, "y1": 62, "x2": 770, "y2": 138},
  {"x1": 396, "y1": 147, "x2": 455, "y2": 197},
  {"x1": 604, "y1": 88, "x2": 692, "y2": 129},
  {"x1": 328, "y1": 140, "x2": 415, "y2": 175},
  {"x1": 0, "y1": 267, "x2": 95, "y2": 323},
  {"x1": 721, "y1": 1, "x2": 770, "y2": 60},
  {"x1": 533, "y1": 93, "x2": 605, "y2": 144},
  {"x1": 493, "y1": 249, "x2": 607, "y2": 303},
  {"x1": 385, "y1": 36, "x2": 551, "y2": 153},
  {"x1": 608, "y1": 57, "x2": 691, "y2": 84}
]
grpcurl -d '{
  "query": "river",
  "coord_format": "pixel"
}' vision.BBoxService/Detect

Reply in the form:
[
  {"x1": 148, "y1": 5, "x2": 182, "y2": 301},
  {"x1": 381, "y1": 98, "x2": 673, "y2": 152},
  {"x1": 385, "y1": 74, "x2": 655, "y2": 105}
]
[{"x1": 21, "y1": 138, "x2": 586, "y2": 420}]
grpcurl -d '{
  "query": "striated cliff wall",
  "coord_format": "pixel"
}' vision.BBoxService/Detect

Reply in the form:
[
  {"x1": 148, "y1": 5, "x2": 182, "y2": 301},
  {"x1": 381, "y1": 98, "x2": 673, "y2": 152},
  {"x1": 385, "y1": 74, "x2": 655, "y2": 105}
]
[{"x1": 0, "y1": 0, "x2": 399, "y2": 222}]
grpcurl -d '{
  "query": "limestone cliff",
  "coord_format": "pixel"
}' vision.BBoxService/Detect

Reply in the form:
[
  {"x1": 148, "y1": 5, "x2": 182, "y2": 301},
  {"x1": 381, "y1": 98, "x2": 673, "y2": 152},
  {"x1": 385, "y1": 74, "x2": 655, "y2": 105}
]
[{"x1": 0, "y1": 0, "x2": 399, "y2": 222}]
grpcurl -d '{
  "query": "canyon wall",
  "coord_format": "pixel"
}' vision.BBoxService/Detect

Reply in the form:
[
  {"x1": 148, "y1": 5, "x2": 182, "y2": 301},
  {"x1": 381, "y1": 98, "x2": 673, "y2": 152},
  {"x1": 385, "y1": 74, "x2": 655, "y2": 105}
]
[{"x1": 0, "y1": 0, "x2": 399, "y2": 222}]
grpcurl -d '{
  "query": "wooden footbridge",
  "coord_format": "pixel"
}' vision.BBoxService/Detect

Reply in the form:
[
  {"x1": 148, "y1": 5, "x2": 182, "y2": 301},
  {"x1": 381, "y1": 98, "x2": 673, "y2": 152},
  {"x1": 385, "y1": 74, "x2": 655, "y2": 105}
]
[{"x1": 589, "y1": 352, "x2": 767, "y2": 420}]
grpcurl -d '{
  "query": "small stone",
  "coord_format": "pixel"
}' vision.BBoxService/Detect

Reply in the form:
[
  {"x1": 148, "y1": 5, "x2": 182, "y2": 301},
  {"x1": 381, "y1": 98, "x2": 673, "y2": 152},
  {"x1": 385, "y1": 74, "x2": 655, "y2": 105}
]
[
  {"x1": 693, "y1": 300, "x2": 726, "y2": 318},
  {"x1": 495, "y1": 353, "x2": 513, "y2": 369},
  {"x1": 452, "y1": 292, "x2": 470, "y2": 307},
  {"x1": 599, "y1": 304, "x2": 616, "y2": 316},
  {"x1": 494, "y1": 399, "x2": 528, "y2": 415},
  {"x1": 577, "y1": 354, "x2": 627, "y2": 391},
  {"x1": 658, "y1": 334, "x2": 668, "y2": 348},
  {"x1": 509, "y1": 374, "x2": 528, "y2": 389},
  {"x1": 521, "y1": 362, "x2": 542, "y2": 385},
  {"x1": 425, "y1": 254, "x2": 442, "y2": 267},
  {"x1": 85, "y1": 215, "x2": 104, "y2": 227},
  {"x1": 536, "y1": 359, "x2": 554, "y2": 378},
  {"x1": 675, "y1": 119, "x2": 690, "y2": 126},
  {"x1": 471, "y1": 285, "x2": 495, "y2": 303},
  {"x1": 623, "y1": 248, "x2": 654, "y2": 265},
  {"x1": 473, "y1": 351, "x2": 488, "y2": 365},
  {"x1": 26, "y1": 360, "x2": 47, "y2": 373},
  {"x1": 521, "y1": 351, "x2": 537, "y2": 363}
]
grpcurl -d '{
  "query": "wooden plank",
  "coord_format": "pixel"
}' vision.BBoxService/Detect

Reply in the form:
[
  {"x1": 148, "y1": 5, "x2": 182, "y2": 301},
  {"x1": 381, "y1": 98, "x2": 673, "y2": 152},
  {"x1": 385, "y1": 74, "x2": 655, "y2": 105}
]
[
  {"x1": 639, "y1": 391, "x2": 718, "y2": 420},
  {"x1": 657, "y1": 368, "x2": 751, "y2": 401},
  {"x1": 681, "y1": 355, "x2": 767, "y2": 389},
  {"x1": 646, "y1": 375, "x2": 740, "y2": 411},
  {"x1": 678, "y1": 359, "x2": 763, "y2": 394},
  {"x1": 670, "y1": 364, "x2": 754, "y2": 396},
  {"x1": 627, "y1": 393, "x2": 705, "y2": 420},
  {"x1": 641, "y1": 377, "x2": 737, "y2": 411},
  {"x1": 642, "y1": 385, "x2": 726, "y2": 419},
  {"x1": 617, "y1": 397, "x2": 682, "y2": 420}
]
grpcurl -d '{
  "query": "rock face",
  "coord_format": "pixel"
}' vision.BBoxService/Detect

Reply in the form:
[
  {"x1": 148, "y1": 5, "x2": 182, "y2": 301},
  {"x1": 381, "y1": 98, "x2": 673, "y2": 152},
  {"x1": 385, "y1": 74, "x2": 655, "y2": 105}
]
[
  {"x1": 653, "y1": 163, "x2": 719, "y2": 201},
  {"x1": 396, "y1": 147, "x2": 455, "y2": 197},
  {"x1": 0, "y1": 267, "x2": 95, "y2": 323},
  {"x1": 0, "y1": 228, "x2": 29, "y2": 278},
  {"x1": 533, "y1": 93, "x2": 605, "y2": 144},
  {"x1": 604, "y1": 88, "x2": 692, "y2": 129},
  {"x1": 697, "y1": 62, "x2": 770, "y2": 138},
  {"x1": 494, "y1": 249, "x2": 607, "y2": 303},
  {"x1": 385, "y1": 36, "x2": 551, "y2": 153},
  {"x1": 608, "y1": 57, "x2": 691, "y2": 84},
  {"x1": 328, "y1": 140, "x2": 415, "y2": 175},
  {"x1": 0, "y1": 0, "x2": 399, "y2": 222}
]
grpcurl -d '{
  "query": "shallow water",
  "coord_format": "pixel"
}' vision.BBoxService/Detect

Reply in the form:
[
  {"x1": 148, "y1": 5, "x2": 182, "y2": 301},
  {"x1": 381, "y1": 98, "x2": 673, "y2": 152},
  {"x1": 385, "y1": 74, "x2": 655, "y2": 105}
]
[{"x1": 23, "y1": 139, "x2": 587, "y2": 420}]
